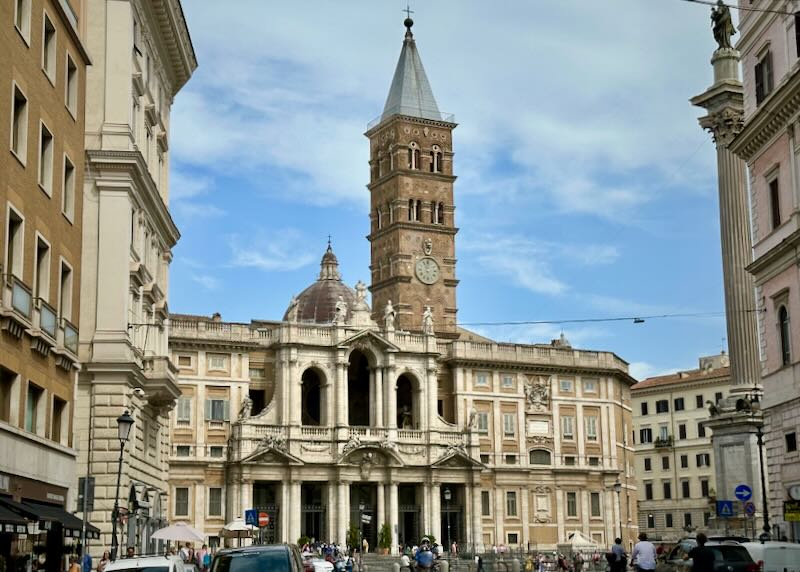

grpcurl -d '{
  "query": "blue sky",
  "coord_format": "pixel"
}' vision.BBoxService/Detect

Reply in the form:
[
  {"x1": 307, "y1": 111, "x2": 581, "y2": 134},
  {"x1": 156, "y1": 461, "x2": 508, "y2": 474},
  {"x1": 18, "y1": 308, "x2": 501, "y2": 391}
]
[{"x1": 167, "y1": 0, "x2": 733, "y2": 380}]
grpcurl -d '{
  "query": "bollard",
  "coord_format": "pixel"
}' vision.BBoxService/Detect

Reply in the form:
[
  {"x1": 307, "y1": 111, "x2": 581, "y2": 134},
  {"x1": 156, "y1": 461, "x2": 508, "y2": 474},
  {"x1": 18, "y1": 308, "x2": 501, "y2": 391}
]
[
  {"x1": 440, "y1": 560, "x2": 449, "y2": 572},
  {"x1": 393, "y1": 564, "x2": 400, "y2": 572},
  {"x1": 510, "y1": 560, "x2": 520, "y2": 572}
]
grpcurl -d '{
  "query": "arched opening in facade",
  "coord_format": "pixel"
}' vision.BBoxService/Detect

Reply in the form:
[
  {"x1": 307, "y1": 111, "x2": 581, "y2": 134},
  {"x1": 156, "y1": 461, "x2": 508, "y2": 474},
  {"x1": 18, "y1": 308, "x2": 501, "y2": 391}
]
[
  {"x1": 529, "y1": 449, "x2": 552, "y2": 465},
  {"x1": 301, "y1": 368, "x2": 323, "y2": 426},
  {"x1": 779, "y1": 305, "x2": 791, "y2": 365},
  {"x1": 396, "y1": 374, "x2": 417, "y2": 429},
  {"x1": 408, "y1": 142, "x2": 420, "y2": 170},
  {"x1": 437, "y1": 202, "x2": 445, "y2": 225},
  {"x1": 430, "y1": 145, "x2": 442, "y2": 173},
  {"x1": 348, "y1": 350, "x2": 371, "y2": 426}
]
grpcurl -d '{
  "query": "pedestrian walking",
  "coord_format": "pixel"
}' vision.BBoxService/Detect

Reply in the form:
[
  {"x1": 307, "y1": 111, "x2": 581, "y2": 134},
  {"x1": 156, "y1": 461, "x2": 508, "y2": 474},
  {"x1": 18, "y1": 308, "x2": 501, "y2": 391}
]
[
  {"x1": 96, "y1": 552, "x2": 110, "y2": 572},
  {"x1": 687, "y1": 533, "x2": 715, "y2": 572},
  {"x1": 631, "y1": 533, "x2": 656, "y2": 572}
]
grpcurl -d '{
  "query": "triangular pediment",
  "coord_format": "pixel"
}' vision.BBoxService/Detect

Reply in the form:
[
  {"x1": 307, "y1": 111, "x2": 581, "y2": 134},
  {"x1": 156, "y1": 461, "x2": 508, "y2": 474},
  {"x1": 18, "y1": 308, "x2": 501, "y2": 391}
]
[
  {"x1": 242, "y1": 445, "x2": 304, "y2": 466},
  {"x1": 340, "y1": 329, "x2": 400, "y2": 352},
  {"x1": 432, "y1": 447, "x2": 483, "y2": 468}
]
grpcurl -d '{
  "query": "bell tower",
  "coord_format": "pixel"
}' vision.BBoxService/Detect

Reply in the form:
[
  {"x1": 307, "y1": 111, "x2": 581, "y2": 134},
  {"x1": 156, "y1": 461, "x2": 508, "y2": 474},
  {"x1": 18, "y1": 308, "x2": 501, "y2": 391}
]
[{"x1": 366, "y1": 17, "x2": 458, "y2": 337}]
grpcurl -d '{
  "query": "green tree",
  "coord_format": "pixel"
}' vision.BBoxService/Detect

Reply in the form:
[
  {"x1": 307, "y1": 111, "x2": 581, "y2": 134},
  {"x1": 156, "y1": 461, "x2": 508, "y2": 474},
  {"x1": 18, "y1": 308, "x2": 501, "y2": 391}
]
[{"x1": 378, "y1": 523, "x2": 391, "y2": 549}]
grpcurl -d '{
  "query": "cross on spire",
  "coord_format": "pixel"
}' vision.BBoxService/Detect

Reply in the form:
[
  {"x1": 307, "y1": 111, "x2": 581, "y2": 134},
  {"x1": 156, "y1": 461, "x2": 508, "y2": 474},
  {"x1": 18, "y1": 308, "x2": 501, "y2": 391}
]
[{"x1": 403, "y1": 4, "x2": 414, "y2": 19}]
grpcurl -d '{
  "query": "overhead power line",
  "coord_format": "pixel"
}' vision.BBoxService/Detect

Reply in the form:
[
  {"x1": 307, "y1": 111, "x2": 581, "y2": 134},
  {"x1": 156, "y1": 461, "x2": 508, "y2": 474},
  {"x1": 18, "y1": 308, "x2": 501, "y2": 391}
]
[
  {"x1": 675, "y1": 0, "x2": 796, "y2": 17},
  {"x1": 458, "y1": 310, "x2": 734, "y2": 327}
]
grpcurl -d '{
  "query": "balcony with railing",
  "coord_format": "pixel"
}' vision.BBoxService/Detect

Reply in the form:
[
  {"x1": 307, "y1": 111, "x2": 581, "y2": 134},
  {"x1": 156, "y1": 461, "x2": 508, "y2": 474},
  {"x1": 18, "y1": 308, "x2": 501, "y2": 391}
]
[
  {"x1": 1, "y1": 274, "x2": 33, "y2": 339},
  {"x1": 654, "y1": 435, "x2": 674, "y2": 448}
]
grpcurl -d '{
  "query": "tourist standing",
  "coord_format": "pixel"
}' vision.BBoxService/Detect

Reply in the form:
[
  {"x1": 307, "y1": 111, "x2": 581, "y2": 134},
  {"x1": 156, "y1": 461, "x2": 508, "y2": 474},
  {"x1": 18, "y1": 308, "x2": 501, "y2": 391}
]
[
  {"x1": 687, "y1": 533, "x2": 715, "y2": 572},
  {"x1": 631, "y1": 533, "x2": 657, "y2": 572}
]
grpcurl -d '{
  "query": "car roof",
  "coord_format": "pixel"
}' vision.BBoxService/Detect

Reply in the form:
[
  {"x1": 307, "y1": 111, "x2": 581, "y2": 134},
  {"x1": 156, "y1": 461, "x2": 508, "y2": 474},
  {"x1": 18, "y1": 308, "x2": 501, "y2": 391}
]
[
  {"x1": 105, "y1": 556, "x2": 180, "y2": 571},
  {"x1": 216, "y1": 545, "x2": 296, "y2": 556}
]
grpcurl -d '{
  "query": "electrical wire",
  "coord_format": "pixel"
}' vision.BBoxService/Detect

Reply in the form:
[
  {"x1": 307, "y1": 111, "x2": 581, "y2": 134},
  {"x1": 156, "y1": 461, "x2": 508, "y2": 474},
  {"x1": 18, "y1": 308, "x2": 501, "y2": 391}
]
[
  {"x1": 458, "y1": 310, "x2": 730, "y2": 327},
  {"x1": 674, "y1": 0, "x2": 796, "y2": 17}
]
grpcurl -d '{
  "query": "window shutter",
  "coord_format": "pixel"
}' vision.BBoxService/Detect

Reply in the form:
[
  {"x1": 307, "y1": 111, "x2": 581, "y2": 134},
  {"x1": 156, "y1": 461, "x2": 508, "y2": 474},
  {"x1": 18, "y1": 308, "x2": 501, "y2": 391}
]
[
  {"x1": 205, "y1": 399, "x2": 211, "y2": 421},
  {"x1": 755, "y1": 61, "x2": 764, "y2": 103},
  {"x1": 223, "y1": 399, "x2": 230, "y2": 421}
]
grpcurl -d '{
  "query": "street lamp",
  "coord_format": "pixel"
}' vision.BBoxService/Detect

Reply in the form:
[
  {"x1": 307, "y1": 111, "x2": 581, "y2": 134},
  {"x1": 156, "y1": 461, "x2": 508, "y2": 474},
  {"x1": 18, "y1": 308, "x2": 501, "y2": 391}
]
[
  {"x1": 756, "y1": 425, "x2": 771, "y2": 543},
  {"x1": 443, "y1": 487, "x2": 452, "y2": 550},
  {"x1": 111, "y1": 410, "x2": 134, "y2": 561},
  {"x1": 358, "y1": 502, "x2": 366, "y2": 553},
  {"x1": 613, "y1": 480, "x2": 622, "y2": 541}
]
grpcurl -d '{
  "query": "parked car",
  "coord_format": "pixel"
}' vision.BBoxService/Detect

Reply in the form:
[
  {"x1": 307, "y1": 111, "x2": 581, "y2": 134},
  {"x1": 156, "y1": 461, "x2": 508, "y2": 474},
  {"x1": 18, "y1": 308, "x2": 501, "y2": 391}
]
[
  {"x1": 211, "y1": 545, "x2": 305, "y2": 572},
  {"x1": 740, "y1": 541, "x2": 800, "y2": 572},
  {"x1": 105, "y1": 555, "x2": 188, "y2": 572},
  {"x1": 662, "y1": 539, "x2": 760, "y2": 572}
]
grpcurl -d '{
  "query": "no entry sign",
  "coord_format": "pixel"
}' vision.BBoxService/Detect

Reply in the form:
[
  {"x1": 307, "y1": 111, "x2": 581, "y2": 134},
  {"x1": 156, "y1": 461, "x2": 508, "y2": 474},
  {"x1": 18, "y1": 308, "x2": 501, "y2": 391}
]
[{"x1": 258, "y1": 512, "x2": 270, "y2": 527}]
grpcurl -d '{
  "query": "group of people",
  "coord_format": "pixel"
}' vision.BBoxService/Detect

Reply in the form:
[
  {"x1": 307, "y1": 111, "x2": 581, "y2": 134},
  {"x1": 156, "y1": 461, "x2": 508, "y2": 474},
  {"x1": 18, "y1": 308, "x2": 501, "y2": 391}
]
[
  {"x1": 172, "y1": 542, "x2": 212, "y2": 571},
  {"x1": 607, "y1": 531, "x2": 715, "y2": 572}
]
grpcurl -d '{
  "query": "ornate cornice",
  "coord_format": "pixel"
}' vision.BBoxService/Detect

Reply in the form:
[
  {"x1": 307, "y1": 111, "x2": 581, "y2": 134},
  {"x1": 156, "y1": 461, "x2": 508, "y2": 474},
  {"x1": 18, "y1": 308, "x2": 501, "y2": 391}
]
[
  {"x1": 700, "y1": 107, "x2": 744, "y2": 147},
  {"x1": 139, "y1": 0, "x2": 197, "y2": 95}
]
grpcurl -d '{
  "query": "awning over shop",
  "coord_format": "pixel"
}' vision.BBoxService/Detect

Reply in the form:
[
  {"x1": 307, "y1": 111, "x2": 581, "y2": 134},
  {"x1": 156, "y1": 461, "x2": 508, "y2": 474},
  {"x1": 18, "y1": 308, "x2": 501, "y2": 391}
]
[
  {"x1": 0, "y1": 498, "x2": 100, "y2": 539},
  {"x1": 0, "y1": 503, "x2": 27, "y2": 534}
]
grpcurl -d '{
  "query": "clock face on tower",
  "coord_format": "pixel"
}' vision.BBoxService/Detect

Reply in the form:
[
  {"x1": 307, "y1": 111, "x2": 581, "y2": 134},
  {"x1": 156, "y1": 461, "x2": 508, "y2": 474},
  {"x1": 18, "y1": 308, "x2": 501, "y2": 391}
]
[{"x1": 415, "y1": 257, "x2": 440, "y2": 285}]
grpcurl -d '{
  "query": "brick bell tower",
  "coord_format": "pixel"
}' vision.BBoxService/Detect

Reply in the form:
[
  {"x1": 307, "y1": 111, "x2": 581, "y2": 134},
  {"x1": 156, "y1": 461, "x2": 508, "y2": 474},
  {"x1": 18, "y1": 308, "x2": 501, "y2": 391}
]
[{"x1": 366, "y1": 16, "x2": 458, "y2": 337}]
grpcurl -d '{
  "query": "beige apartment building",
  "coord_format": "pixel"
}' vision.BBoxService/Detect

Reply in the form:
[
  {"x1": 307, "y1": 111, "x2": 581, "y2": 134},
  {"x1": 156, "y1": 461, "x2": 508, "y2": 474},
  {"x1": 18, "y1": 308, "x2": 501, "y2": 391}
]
[
  {"x1": 0, "y1": 0, "x2": 90, "y2": 567},
  {"x1": 166, "y1": 19, "x2": 638, "y2": 554},
  {"x1": 632, "y1": 354, "x2": 732, "y2": 541},
  {"x1": 74, "y1": 0, "x2": 196, "y2": 556}
]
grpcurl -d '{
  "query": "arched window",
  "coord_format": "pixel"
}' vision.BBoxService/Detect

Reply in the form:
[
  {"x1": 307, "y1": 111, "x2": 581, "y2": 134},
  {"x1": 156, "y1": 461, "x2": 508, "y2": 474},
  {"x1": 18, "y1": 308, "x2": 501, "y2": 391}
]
[
  {"x1": 430, "y1": 201, "x2": 436, "y2": 223},
  {"x1": 387, "y1": 201, "x2": 393, "y2": 223},
  {"x1": 780, "y1": 305, "x2": 791, "y2": 365},
  {"x1": 529, "y1": 449, "x2": 552, "y2": 465},
  {"x1": 415, "y1": 199, "x2": 422, "y2": 221},
  {"x1": 377, "y1": 151, "x2": 383, "y2": 178},
  {"x1": 408, "y1": 142, "x2": 420, "y2": 170},
  {"x1": 430, "y1": 145, "x2": 442, "y2": 173},
  {"x1": 376, "y1": 207, "x2": 382, "y2": 230},
  {"x1": 437, "y1": 202, "x2": 445, "y2": 225},
  {"x1": 408, "y1": 199, "x2": 415, "y2": 221}
]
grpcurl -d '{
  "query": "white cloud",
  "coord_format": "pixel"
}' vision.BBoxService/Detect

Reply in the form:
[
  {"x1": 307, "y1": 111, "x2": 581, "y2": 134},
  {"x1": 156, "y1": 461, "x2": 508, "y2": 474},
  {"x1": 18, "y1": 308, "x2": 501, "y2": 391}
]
[
  {"x1": 174, "y1": 202, "x2": 225, "y2": 218},
  {"x1": 228, "y1": 229, "x2": 315, "y2": 272},
  {"x1": 471, "y1": 322, "x2": 610, "y2": 348},
  {"x1": 190, "y1": 273, "x2": 220, "y2": 291}
]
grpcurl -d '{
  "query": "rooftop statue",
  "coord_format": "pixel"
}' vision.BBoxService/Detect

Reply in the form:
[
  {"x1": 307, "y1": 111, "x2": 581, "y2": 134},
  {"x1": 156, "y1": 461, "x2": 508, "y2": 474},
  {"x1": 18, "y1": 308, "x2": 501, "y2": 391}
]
[{"x1": 711, "y1": 0, "x2": 735, "y2": 50}]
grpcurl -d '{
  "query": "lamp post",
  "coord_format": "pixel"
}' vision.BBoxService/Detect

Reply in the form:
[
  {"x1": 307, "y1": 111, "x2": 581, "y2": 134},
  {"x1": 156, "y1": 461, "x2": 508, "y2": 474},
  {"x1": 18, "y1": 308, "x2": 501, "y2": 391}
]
[
  {"x1": 613, "y1": 480, "x2": 622, "y2": 541},
  {"x1": 110, "y1": 410, "x2": 134, "y2": 561},
  {"x1": 358, "y1": 502, "x2": 365, "y2": 553},
  {"x1": 756, "y1": 424, "x2": 771, "y2": 543},
  {"x1": 443, "y1": 487, "x2": 452, "y2": 550}
]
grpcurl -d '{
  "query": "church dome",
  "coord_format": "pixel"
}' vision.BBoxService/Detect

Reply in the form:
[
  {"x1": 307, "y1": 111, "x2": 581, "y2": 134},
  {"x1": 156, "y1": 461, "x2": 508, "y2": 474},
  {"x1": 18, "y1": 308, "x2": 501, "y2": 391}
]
[{"x1": 283, "y1": 242, "x2": 364, "y2": 324}]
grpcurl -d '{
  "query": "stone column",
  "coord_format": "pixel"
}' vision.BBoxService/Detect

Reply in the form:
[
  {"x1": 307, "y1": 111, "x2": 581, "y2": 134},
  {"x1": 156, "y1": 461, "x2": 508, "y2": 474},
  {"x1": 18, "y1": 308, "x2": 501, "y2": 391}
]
[
  {"x1": 388, "y1": 482, "x2": 399, "y2": 555},
  {"x1": 430, "y1": 483, "x2": 441, "y2": 542},
  {"x1": 338, "y1": 482, "x2": 349, "y2": 547},
  {"x1": 520, "y1": 487, "x2": 530, "y2": 548},
  {"x1": 374, "y1": 367, "x2": 384, "y2": 427},
  {"x1": 422, "y1": 483, "x2": 431, "y2": 536},
  {"x1": 280, "y1": 480, "x2": 290, "y2": 542},
  {"x1": 336, "y1": 361, "x2": 347, "y2": 427},
  {"x1": 240, "y1": 480, "x2": 252, "y2": 517},
  {"x1": 289, "y1": 358, "x2": 300, "y2": 425},
  {"x1": 387, "y1": 368, "x2": 397, "y2": 429},
  {"x1": 471, "y1": 484, "x2": 483, "y2": 553},
  {"x1": 428, "y1": 366, "x2": 438, "y2": 424},
  {"x1": 289, "y1": 480, "x2": 301, "y2": 543},
  {"x1": 377, "y1": 483, "x2": 386, "y2": 544}
]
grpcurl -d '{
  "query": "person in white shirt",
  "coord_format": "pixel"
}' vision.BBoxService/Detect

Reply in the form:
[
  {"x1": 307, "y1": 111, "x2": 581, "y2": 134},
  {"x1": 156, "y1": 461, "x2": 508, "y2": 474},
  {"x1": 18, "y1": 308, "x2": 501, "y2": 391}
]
[{"x1": 630, "y1": 533, "x2": 657, "y2": 572}]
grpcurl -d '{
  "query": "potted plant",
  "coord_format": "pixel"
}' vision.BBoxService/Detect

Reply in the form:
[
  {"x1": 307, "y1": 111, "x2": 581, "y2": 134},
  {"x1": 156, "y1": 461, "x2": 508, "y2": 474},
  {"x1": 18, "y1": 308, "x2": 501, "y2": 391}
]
[
  {"x1": 347, "y1": 523, "x2": 360, "y2": 551},
  {"x1": 378, "y1": 523, "x2": 391, "y2": 555}
]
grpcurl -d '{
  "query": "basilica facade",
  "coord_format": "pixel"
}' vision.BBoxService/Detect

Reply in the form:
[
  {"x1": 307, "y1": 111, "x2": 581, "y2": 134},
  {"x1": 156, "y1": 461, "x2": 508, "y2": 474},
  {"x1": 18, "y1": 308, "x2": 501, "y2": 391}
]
[{"x1": 166, "y1": 18, "x2": 637, "y2": 553}]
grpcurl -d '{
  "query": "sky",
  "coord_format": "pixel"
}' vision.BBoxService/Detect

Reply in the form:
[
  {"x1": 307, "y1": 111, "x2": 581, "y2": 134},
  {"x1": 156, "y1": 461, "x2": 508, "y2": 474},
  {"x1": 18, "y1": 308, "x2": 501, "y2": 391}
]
[{"x1": 167, "y1": 0, "x2": 735, "y2": 381}]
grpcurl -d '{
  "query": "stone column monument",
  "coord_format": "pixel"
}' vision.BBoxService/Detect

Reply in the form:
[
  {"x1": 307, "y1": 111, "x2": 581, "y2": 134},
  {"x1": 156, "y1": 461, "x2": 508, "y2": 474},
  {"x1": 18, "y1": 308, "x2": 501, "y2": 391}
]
[{"x1": 690, "y1": 1, "x2": 765, "y2": 534}]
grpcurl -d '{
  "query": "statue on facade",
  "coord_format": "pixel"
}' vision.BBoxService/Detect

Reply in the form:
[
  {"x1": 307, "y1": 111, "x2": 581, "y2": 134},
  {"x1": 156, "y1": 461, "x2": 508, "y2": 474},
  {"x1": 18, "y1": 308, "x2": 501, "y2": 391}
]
[
  {"x1": 258, "y1": 433, "x2": 287, "y2": 452},
  {"x1": 359, "y1": 451, "x2": 375, "y2": 479},
  {"x1": 399, "y1": 405, "x2": 413, "y2": 429},
  {"x1": 384, "y1": 300, "x2": 396, "y2": 331},
  {"x1": 422, "y1": 306, "x2": 434, "y2": 335},
  {"x1": 524, "y1": 376, "x2": 550, "y2": 412},
  {"x1": 286, "y1": 295, "x2": 299, "y2": 323},
  {"x1": 237, "y1": 396, "x2": 253, "y2": 420},
  {"x1": 467, "y1": 407, "x2": 478, "y2": 430},
  {"x1": 333, "y1": 296, "x2": 348, "y2": 325},
  {"x1": 355, "y1": 281, "x2": 368, "y2": 308},
  {"x1": 342, "y1": 435, "x2": 362, "y2": 456},
  {"x1": 711, "y1": 0, "x2": 735, "y2": 50}
]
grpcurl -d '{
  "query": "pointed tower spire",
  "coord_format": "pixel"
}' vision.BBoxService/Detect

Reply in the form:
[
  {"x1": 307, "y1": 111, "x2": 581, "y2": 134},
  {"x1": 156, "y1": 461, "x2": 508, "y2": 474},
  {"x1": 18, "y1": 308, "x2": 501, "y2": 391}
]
[
  {"x1": 381, "y1": 16, "x2": 443, "y2": 122},
  {"x1": 319, "y1": 240, "x2": 341, "y2": 281}
]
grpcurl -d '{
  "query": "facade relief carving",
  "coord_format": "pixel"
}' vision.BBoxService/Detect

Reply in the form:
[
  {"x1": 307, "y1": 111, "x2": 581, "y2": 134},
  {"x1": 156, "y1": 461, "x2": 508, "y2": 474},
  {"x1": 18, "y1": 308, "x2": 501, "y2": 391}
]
[
  {"x1": 236, "y1": 397, "x2": 253, "y2": 422},
  {"x1": 524, "y1": 375, "x2": 551, "y2": 412},
  {"x1": 341, "y1": 435, "x2": 362, "y2": 456},
  {"x1": 257, "y1": 433, "x2": 287, "y2": 453},
  {"x1": 700, "y1": 107, "x2": 744, "y2": 147},
  {"x1": 527, "y1": 435, "x2": 554, "y2": 446}
]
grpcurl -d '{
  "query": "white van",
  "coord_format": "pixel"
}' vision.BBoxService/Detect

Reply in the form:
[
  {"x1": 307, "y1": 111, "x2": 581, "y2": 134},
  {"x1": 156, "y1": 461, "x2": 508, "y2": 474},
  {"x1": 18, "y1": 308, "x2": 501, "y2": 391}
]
[{"x1": 740, "y1": 541, "x2": 800, "y2": 572}]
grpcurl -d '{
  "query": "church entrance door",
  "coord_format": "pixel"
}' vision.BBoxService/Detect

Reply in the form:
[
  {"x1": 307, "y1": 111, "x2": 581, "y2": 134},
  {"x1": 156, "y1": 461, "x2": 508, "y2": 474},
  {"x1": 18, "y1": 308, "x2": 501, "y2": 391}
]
[
  {"x1": 440, "y1": 484, "x2": 464, "y2": 548},
  {"x1": 301, "y1": 484, "x2": 327, "y2": 542},
  {"x1": 398, "y1": 484, "x2": 420, "y2": 547},
  {"x1": 253, "y1": 481, "x2": 281, "y2": 544},
  {"x1": 349, "y1": 484, "x2": 378, "y2": 550}
]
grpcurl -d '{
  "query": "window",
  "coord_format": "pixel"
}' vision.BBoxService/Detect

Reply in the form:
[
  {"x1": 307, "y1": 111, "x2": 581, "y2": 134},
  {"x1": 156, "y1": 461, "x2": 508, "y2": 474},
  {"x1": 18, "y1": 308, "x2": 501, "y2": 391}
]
[
  {"x1": 249, "y1": 368, "x2": 264, "y2": 378},
  {"x1": 504, "y1": 454, "x2": 517, "y2": 465},
  {"x1": 25, "y1": 382, "x2": 43, "y2": 434},
  {"x1": 437, "y1": 202, "x2": 444, "y2": 225},
  {"x1": 696, "y1": 453, "x2": 710, "y2": 467},
  {"x1": 770, "y1": 178, "x2": 781, "y2": 229},
  {"x1": 566, "y1": 492, "x2": 577, "y2": 517},
  {"x1": 684, "y1": 513, "x2": 693, "y2": 527},
  {"x1": 208, "y1": 487, "x2": 222, "y2": 517},
  {"x1": 682, "y1": 480, "x2": 691, "y2": 498},
  {"x1": 177, "y1": 355, "x2": 192, "y2": 368},
  {"x1": 11, "y1": 84, "x2": 28, "y2": 161},
  {"x1": 559, "y1": 379, "x2": 573, "y2": 392},
  {"x1": 205, "y1": 399, "x2": 230, "y2": 422},
  {"x1": 662, "y1": 456, "x2": 670, "y2": 470},
  {"x1": 656, "y1": 399, "x2": 669, "y2": 413},
  {"x1": 408, "y1": 142, "x2": 420, "y2": 170},
  {"x1": 481, "y1": 491, "x2": 490, "y2": 516},
  {"x1": 647, "y1": 513, "x2": 655, "y2": 528},
  {"x1": 588, "y1": 457, "x2": 600, "y2": 466},
  {"x1": 755, "y1": 50, "x2": 774, "y2": 104},
  {"x1": 502, "y1": 375, "x2": 514, "y2": 388},
  {"x1": 476, "y1": 412, "x2": 489, "y2": 433},
  {"x1": 0, "y1": 367, "x2": 18, "y2": 423},
  {"x1": 6, "y1": 207, "x2": 24, "y2": 278},
  {"x1": 174, "y1": 487, "x2": 189, "y2": 516},
  {"x1": 177, "y1": 397, "x2": 191, "y2": 424},
  {"x1": 34, "y1": 236, "x2": 50, "y2": 301},
  {"x1": 780, "y1": 306, "x2": 791, "y2": 366},
  {"x1": 640, "y1": 427, "x2": 653, "y2": 444},
  {"x1": 430, "y1": 145, "x2": 442, "y2": 173},
  {"x1": 696, "y1": 395, "x2": 704, "y2": 408},
  {"x1": 659, "y1": 425, "x2": 669, "y2": 440},
  {"x1": 529, "y1": 449, "x2": 551, "y2": 465},
  {"x1": 55, "y1": 262, "x2": 72, "y2": 323},
  {"x1": 210, "y1": 446, "x2": 224, "y2": 458},
  {"x1": 701, "y1": 479, "x2": 709, "y2": 497},
  {"x1": 645, "y1": 483, "x2": 653, "y2": 500},
  {"x1": 42, "y1": 14, "x2": 56, "y2": 82},
  {"x1": 698, "y1": 422, "x2": 706, "y2": 438},
  {"x1": 663, "y1": 481, "x2": 672, "y2": 499},
  {"x1": 715, "y1": 392, "x2": 723, "y2": 403},
  {"x1": 176, "y1": 445, "x2": 190, "y2": 457},
  {"x1": 786, "y1": 432, "x2": 797, "y2": 452},
  {"x1": 479, "y1": 453, "x2": 490, "y2": 464},
  {"x1": 62, "y1": 154, "x2": 75, "y2": 220},
  {"x1": 375, "y1": 207, "x2": 382, "y2": 229},
  {"x1": 51, "y1": 396, "x2": 65, "y2": 443},
  {"x1": 583, "y1": 378, "x2": 597, "y2": 392},
  {"x1": 678, "y1": 424, "x2": 687, "y2": 440},
  {"x1": 561, "y1": 415, "x2": 574, "y2": 439},
  {"x1": 641, "y1": 402, "x2": 648, "y2": 415},
  {"x1": 644, "y1": 457, "x2": 652, "y2": 471},
  {"x1": 475, "y1": 372, "x2": 488, "y2": 386},
  {"x1": 208, "y1": 354, "x2": 228, "y2": 371},
  {"x1": 14, "y1": 0, "x2": 31, "y2": 42},
  {"x1": 585, "y1": 416, "x2": 598, "y2": 440},
  {"x1": 680, "y1": 454, "x2": 689, "y2": 469},
  {"x1": 665, "y1": 513, "x2": 674, "y2": 528},
  {"x1": 503, "y1": 413, "x2": 515, "y2": 437},
  {"x1": 674, "y1": 397, "x2": 685, "y2": 411},
  {"x1": 66, "y1": 54, "x2": 78, "y2": 116},
  {"x1": 563, "y1": 456, "x2": 576, "y2": 466},
  {"x1": 590, "y1": 492, "x2": 601, "y2": 517},
  {"x1": 505, "y1": 491, "x2": 517, "y2": 517},
  {"x1": 38, "y1": 122, "x2": 54, "y2": 195}
]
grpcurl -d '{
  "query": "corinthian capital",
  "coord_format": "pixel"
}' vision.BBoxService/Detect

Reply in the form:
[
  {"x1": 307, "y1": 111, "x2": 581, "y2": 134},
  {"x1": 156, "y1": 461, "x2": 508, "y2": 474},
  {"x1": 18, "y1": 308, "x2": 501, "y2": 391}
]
[{"x1": 700, "y1": 107, "x2": 744, "y2": 147}]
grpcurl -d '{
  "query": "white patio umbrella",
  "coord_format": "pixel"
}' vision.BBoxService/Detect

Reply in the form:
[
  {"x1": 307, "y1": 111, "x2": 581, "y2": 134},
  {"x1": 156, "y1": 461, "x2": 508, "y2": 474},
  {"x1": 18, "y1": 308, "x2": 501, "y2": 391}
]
[
  {"x1": 151, "y1": 523, "x2": 206, "y2": 543},
  {"x1": 221, "y1": 517, "x2": 255, "y2": 547}
]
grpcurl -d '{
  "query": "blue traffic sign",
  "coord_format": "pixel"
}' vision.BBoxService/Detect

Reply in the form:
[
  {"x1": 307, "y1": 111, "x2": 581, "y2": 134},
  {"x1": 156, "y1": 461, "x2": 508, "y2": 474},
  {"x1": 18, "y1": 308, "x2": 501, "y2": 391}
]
[
  {"x1": 735, "y1": 484, "x2": 753, "y2": 502},
  {"x1": 744, "y1": 501, "x2": 757, "y2": 517},
  {"x1": 245, "y1": 509, "x2": 258, "y2": 526},
  {"x1": 717, "y1": 500, "x2": 735, "y2": 518}
]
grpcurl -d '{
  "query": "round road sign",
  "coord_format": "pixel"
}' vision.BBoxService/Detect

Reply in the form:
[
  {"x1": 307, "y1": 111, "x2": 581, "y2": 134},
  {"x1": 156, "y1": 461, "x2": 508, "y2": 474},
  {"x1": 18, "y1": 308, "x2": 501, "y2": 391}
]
[
  {"x1": 258, "y1": 512, "x2": 270, "y2": 527},
  {"x1": 735, "y1": 484, "x2": 753, "y2": 502},
  {"x1": 744, "y1": 501, "x2": 756, "y2": 517}
]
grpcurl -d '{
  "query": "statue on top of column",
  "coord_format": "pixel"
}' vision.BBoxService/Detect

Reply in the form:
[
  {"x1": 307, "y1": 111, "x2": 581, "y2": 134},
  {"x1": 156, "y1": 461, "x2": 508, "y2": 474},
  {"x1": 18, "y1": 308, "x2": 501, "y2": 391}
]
[
  {"x1": 333, "y1": 296, "x2": 348, "y2": 325},
  {"x1": 237, "y1": 396, "x2": 253, "y2": 421},
  {"x1": 422, "y1": 306, "x2": 434, "y2": 335},
  {"x1": 711, "y1": 0, "x2": 735, "y2": 50},
  {"x1": 384, "y1": 300, "x2": 396, "y2": 331}
]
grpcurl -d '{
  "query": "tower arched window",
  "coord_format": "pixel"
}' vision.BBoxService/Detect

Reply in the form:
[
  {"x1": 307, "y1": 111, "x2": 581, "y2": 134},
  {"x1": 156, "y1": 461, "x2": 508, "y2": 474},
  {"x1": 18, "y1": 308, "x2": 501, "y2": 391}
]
[
  {"x1": 415, "y1": 199, "x2": 422, "y2": 221},
  {"x1": 437, "y1": 202, "x2": 445, "y2": 225},
  {"x1": 376, "y1": 207, "x2": 383, "y2": 230},
  {"x1": 408, "y1": 199, "x2": 415, "y2": 221},
  {"x1": 430, "y1": 145, "x2": 442, "y2": 173},
  {"x1": 408, "y1": 142, "x2": 420, "y2": 170},
  {"x1": 430, "y1": 201, "x2": 436, "y2": 224},
  {"x1": 377, "y1": 151, "x2": 383, "y2": 178},
  {"x1": 780, "y1": 305, "x2": 791, "y2": 365}
]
